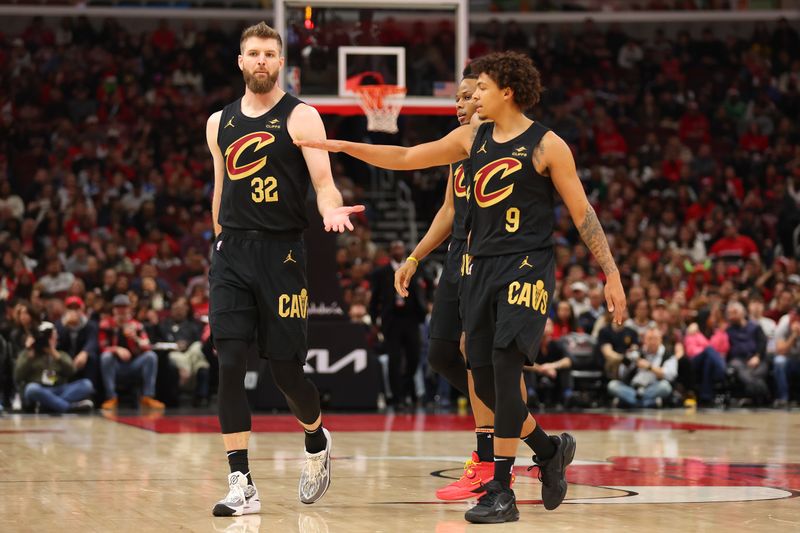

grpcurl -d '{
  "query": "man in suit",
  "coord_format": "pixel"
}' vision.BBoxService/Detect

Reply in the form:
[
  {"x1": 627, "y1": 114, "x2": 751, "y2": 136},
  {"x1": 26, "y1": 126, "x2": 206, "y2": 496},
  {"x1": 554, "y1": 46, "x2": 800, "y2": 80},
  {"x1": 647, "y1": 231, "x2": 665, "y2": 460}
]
[{"x1": 370, "y1": 240, "x2": 431, "y2": 407}]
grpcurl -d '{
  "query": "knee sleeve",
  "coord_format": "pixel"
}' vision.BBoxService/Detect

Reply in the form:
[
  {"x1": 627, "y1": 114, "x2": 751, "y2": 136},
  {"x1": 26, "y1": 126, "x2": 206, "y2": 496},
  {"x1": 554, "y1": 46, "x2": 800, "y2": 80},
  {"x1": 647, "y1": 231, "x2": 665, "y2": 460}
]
[
  {"x1": 269, "y1": 359, "x2": 320, "y2": 425},
  {"x1": 216, "y1": 339, "x2": 251, "y2": 434},
  {"x1": 492, "y1": 346, "x2": 528, "y2": 439},
  {"x1": 471, "y1": 365, "x2": 496, "y2": 410},
  {"x1": 428, "y1": 338, "x2": 469, "y2": 396}
]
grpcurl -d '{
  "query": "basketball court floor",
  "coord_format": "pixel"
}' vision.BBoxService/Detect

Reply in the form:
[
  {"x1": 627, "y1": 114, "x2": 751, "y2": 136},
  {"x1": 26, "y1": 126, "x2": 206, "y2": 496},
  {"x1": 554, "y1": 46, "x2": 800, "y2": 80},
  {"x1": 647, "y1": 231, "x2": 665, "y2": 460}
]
[{"x1": 1, "y1": 409, "x2": 798, "y2": 532}]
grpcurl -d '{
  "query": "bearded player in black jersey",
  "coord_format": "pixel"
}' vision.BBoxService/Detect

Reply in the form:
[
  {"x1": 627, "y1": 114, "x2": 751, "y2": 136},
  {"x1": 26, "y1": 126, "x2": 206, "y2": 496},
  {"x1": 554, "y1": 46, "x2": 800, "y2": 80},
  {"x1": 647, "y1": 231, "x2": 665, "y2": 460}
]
[
  {"x1": 206, "y1": 22, "x2": 364, "y2": 516},
  {"x1": 298, "y1": 51, "x2": 626, "y2": 524}
]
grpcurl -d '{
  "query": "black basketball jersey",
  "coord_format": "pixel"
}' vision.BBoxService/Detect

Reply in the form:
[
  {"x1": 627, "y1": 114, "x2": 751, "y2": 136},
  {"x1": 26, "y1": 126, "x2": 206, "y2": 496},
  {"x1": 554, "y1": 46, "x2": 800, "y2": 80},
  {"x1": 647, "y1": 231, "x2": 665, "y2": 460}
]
[
  {"x1": 217, "y1": 94, "x2": 310, "y2": 232},
  {"x1": 451, "y1": 159, "x2": 470, "y2": 241},
  {"x1": 468, "y1": 121, "x2": 554, "y2": 257}
]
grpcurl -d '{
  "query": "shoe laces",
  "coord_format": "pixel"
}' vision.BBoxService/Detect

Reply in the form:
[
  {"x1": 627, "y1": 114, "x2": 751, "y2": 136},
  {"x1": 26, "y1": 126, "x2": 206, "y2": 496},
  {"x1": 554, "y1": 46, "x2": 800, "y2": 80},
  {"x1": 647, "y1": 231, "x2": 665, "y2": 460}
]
[
  {"x1": 527, "y1": 456, "x2": 546, "y2": 484},
  {"x1": 459, "y1": 458, "x2": 477, "y2": 480},
  {"x1": 223, "y1": 482, "x2": 246, "y2": 506},
  {"x1": 475, "y1": 483, "x2": 502, "y2": 508},
  {"x1": 302, "y1": 452, "x2": 328, "y2": 496}
]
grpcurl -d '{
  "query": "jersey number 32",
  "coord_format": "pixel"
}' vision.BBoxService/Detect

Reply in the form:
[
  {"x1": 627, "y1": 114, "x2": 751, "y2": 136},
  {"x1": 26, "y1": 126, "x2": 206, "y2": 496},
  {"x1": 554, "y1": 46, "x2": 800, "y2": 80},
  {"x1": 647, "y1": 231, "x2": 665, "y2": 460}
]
[{"x1": 251, "y1": 176, "x2": 278, "y2": 203}]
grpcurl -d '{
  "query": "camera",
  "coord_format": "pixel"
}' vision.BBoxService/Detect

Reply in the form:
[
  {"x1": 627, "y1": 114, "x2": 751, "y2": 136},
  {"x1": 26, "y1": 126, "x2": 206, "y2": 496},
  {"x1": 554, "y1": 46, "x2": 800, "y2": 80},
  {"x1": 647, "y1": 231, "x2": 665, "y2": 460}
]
[{"x1": 32, "y1": 322, "x2": 56, "y2": 351}]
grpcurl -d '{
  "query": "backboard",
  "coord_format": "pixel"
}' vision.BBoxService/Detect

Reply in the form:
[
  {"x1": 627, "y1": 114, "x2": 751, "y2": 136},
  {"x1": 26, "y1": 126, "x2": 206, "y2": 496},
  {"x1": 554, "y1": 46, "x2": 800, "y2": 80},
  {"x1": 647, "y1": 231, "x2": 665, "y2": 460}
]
[{"x1": 274, "y1": 0, "x2": 468, "y2": 115}]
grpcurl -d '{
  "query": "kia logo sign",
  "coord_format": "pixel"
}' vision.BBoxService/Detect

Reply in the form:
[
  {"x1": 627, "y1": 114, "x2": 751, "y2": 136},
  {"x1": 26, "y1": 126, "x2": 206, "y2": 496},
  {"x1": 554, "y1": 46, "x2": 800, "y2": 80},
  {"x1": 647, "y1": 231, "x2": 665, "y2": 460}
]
[{"x1": 303, "y1": 349, "x2": 368, "y2": 374}]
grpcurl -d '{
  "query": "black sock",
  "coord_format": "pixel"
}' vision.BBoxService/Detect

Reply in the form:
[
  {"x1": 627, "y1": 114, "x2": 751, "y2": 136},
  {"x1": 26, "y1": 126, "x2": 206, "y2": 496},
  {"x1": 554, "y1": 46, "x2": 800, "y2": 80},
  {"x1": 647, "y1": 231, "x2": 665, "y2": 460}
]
[
  {"x1": 227, "y1": 449, "x2": 252, "y2": 485},
  {"x1": 304, "y1": 426, "x2": 327, "y2": 454},
  {"x1": 476, "y1": 426, "x2": 494, "y2": 463},
  {"x1": 522, "y1": 425, "x2": 557, "y2": 461},
  {"x1": 493, "y1": 455, "x2": 515, "y2": 490}
]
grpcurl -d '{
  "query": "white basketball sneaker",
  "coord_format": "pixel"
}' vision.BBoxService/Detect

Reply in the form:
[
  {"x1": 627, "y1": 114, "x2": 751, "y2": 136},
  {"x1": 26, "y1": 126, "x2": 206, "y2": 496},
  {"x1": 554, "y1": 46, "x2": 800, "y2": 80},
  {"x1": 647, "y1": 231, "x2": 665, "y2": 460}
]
[
  {"x1": 299, "y1": 428, "x2": 332, "y2": 504},
  {"x1": 213, "y1": 472, "x2": 261, "y2": 517}
]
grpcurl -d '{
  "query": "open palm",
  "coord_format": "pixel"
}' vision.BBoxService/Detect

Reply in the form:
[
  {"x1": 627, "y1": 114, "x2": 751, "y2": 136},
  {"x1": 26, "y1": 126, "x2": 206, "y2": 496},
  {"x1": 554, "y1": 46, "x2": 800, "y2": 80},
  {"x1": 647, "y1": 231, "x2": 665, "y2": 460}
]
[{"x1": 324, "y1": 205, "x2": 366, "y2": 232}]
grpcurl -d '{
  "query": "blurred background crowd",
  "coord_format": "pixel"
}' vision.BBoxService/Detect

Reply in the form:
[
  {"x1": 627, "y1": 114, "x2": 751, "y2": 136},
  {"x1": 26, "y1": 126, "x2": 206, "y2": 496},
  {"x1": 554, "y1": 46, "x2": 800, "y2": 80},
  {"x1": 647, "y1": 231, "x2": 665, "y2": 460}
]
[{"x1": 0, "y1": 11, "x2": 798, "y2": 414}]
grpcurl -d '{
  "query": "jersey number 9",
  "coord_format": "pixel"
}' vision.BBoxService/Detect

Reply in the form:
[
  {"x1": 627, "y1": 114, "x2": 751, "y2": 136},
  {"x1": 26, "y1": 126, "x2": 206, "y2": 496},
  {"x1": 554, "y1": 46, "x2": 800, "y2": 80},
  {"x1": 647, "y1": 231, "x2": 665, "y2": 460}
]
[
  {"x1": 251, "y1": 176, "x2": 278, "y2": 203},
  {"x1": 505, "y1": 207, "x2": 520, "y2": 232}
]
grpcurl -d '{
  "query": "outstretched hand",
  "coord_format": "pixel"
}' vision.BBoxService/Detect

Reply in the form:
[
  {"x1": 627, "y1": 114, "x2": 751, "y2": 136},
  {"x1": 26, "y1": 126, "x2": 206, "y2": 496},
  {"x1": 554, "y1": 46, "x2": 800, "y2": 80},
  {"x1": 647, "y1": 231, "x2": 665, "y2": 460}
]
[
  {"x1": 323, "y1": 205, "x2": 366, "y2": 232},
  {"x1": 604, "y1": 272, "x2": 627, "y2": 325},
  {"x1": 295, "y1": 139, "x2": 346, "y2": 152}
]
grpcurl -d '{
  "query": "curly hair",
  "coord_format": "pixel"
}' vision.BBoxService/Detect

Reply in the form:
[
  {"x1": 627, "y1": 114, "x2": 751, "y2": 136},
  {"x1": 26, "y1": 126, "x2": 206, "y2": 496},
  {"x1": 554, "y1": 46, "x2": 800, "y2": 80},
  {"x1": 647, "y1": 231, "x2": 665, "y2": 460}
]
[{"x1": 469, "y1": 52, "x2": 543, "y2": 111}]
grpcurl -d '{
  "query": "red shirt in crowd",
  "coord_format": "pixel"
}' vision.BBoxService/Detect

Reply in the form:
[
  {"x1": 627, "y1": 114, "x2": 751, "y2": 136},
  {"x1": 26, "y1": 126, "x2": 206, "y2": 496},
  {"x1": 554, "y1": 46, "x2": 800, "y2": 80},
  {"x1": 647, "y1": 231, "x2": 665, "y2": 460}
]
[
  {"x1": 661, "y1": 158, "x2": 683, "y2": 182},
  {"x1": 739, "y1": 131, "x2": 769, "y2": 152},
  {"x1": 709, "y1": 235, "x2": 759, "y2": 261},
  {"x1": 98, "y1": 316, "x2": 152, "y2": 355},
  {"x1": 679, "y1": 112, "x2": 710, "y2": 144},
  {"x1": 551, "y1": 322, "x2": 579, "y2": 340},
  {"x1": 596, "y1": 130, "x2": 628, "y2": 158}
]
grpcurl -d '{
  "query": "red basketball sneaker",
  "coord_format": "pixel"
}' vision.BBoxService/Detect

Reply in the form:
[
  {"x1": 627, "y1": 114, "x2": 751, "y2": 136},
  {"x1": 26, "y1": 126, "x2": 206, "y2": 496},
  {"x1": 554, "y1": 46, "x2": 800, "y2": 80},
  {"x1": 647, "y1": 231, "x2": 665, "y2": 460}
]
[{"x1": 436, "y1": 452, "x2": 514, "y2": 501}]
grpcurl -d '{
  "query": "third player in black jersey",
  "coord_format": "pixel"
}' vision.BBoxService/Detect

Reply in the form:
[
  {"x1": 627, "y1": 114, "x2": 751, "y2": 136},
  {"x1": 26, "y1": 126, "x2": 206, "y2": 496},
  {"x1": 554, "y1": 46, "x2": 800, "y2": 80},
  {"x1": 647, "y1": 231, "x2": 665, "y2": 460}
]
[
  {"x1": 298, "y1": 51, "x2": 626, "y2": 524},
  {"x1": 394, "y1": 70, "x2": 510, "y2": 501},
  {"x1": 207, "y1": 22, "x2": 363, "y2": 517}
]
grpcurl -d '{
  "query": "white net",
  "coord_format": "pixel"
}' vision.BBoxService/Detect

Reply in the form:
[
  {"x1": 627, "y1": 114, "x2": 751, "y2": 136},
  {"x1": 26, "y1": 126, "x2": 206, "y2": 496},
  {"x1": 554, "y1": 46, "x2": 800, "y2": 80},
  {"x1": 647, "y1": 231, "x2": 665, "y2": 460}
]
[{"x1": 355, "y1": 85, "x2": 406, "y2": 134}]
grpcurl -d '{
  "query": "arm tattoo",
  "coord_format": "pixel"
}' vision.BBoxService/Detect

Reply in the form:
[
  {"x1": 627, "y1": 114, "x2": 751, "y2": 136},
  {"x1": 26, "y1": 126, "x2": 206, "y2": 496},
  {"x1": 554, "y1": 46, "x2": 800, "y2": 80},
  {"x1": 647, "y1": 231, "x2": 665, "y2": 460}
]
[
  {"x1": 577, "y1": 204, "x2": 618, "y2": 277},
  {"x1": 533, "y1": 141, "x2": 547, "y2": 175}
]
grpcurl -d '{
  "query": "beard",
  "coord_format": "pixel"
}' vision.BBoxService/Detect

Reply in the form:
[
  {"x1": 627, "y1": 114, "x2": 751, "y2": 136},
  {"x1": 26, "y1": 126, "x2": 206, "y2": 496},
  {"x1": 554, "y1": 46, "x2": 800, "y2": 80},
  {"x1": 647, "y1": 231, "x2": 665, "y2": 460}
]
[{"x1": 243, "y1": 68, "x2": 279, "y2": 94}]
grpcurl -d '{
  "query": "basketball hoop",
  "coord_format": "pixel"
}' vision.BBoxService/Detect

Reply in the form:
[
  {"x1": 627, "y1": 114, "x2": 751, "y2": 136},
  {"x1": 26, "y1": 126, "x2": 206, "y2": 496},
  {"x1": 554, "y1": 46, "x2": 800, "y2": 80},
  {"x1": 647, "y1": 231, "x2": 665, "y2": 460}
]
[{"x1": 355, "y1": 84, "x2": 407, "y2": 134}]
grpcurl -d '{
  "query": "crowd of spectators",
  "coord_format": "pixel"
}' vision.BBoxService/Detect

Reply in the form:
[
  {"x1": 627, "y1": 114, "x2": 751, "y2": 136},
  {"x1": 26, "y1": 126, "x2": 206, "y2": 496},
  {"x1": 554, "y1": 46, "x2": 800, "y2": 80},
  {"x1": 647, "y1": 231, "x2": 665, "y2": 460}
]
[
  {"x1": 333, "y1": 15, "x2": 800, "y2": 409},
  {"x1": 0, "y1": 14, "x2": 798, "y2": 413}
]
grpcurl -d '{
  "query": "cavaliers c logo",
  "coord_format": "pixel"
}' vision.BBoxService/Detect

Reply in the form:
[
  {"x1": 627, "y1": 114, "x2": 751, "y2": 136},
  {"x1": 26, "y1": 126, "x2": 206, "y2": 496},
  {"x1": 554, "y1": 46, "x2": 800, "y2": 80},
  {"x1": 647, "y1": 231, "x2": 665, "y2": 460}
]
[
  {"x1": 473, "y1": 157, "x2": 522, "y2": 208},
  {"x1": 453, "y1": 164, "x2": 468, "y2": 198},
  {"x1": 224, "y1": 132, "x2": 275, "y2": 180}
]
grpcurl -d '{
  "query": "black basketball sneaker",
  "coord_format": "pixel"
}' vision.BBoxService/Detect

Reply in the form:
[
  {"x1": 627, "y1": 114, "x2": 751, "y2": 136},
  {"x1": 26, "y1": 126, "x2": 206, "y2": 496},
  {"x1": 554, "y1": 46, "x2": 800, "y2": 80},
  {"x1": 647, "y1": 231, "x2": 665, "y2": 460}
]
[
  {"x1": 530, "y1": 432, "x2": 577, "y2": 510},
  {"x1": 464, "y1": 480, "x2": 519, "y2": 524}
]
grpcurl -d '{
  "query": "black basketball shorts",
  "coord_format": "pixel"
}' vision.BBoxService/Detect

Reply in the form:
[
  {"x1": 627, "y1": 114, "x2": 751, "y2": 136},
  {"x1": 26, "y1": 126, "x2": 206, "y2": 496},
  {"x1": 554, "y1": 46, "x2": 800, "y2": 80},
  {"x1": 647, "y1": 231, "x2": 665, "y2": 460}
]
[
  {"x1": 428, "y1": 237, "x2": 467, "y2": 343},
  {"x1": 209, "y1": 229, "x2": 308, "y2": 362},
  {"x1": 460, "y1": 247, "x2": 555, "y2": 368}
]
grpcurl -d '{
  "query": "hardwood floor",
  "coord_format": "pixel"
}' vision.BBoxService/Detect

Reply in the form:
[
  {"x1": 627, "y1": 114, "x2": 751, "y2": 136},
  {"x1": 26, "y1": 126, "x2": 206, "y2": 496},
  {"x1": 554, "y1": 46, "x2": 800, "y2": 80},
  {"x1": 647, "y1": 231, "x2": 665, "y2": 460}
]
[{"x1": 1, "y1": 409, "x2": 798, "y2": 532}]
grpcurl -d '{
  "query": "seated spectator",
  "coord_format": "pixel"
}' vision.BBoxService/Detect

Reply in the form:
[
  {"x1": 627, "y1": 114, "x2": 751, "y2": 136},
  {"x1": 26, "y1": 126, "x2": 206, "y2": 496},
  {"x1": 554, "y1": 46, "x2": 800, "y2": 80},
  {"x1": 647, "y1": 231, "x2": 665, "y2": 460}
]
[
  {"x1": 625, "y1": 299, "x2": 656, "y2": 340},
  {"x1": 682, "y1": 317, "x2": 728, "y2": 405},
  {"x1": 7, "y1": 300, "x2": 38, "y2": 359},
  {"x1": 578, "y1": 286, "x2": 605, "y2": 335},
  {"x1": 552, "y1": 300, "x2": 579, "y2": 340},
  {"x1": 527, "y1": 319, "x2": 573, "y2": 407},
  {"x1": 766, "y1": 289, "x2": 796, "y2": 322},
  {"x1": 678, "y1": 101, "x2": 710, "y2": 147},
  {"x1": 598, "y1": 308, "x2": 639, "y2": 379},
  {"x1": 709, "y1": 221, "x2": 759, "y2": 264},
  {"x1": 14, "y1": 322, "x2": 94, "y2": 413},
  {"x1": 607, "y1": 327, "x2": 677, "y2": 408},
  {"x1": 595, "y1": 119, "x2": 628, "y2": 159},
  {"x1": 38, "y1": 258, "x2": 75, "y2": 298},
  {"x1": 739, "y1": 122, "x2": 769, "y2": 152},
  {"x1": 748, "y1": 293, "x2": 777, "y2": 354},
  {"x1": 64, "y1": 242, "x2": 91, "y2": 275},
  {"x1": 55, "y1": 296, "x2": 100, "y2": 389},
  {"x1": 155, "y1": 297, "x2": 209, "y2": 406},
  {"x1": 726, "y1": 301, "x2": 770, "y2": 405},
  {"x1": 773, "y1": 305, "x2": 800, "y2": 408},
  {"x1": 98, "y1": 294, "x2": 164, "y2": 410},
  {"x1": 568, "y1": 281, "x2": 591, "y2": 318}
]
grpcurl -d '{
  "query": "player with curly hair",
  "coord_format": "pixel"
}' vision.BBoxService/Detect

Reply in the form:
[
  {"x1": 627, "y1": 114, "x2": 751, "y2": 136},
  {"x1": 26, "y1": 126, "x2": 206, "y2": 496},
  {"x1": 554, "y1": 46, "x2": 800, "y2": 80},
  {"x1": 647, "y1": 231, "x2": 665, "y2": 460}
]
[{"x1": 298, "y1": 51, "x2": 627, "y2": 524}]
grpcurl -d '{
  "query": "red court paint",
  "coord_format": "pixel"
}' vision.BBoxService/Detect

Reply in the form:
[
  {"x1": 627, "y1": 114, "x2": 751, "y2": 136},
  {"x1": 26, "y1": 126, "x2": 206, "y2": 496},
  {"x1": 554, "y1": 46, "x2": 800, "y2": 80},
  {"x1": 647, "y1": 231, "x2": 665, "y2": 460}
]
[{"x1": 107, "y1": 413, "x2": 738, "y2": 434}]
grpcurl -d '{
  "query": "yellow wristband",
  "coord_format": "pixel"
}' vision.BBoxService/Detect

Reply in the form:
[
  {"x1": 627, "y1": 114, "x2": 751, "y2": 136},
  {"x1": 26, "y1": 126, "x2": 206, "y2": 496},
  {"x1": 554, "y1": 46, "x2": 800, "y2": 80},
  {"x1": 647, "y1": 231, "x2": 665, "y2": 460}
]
[{"x1": 406, "y1": 256, "x2": 419, "y2": 265}]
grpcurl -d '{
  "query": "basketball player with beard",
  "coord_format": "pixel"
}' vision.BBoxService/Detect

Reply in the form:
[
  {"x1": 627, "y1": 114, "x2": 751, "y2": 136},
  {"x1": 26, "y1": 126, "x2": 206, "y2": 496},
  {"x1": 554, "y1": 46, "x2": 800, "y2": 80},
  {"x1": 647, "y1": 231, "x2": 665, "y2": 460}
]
[
  {"x1": 206, "y1": 22, "x2": 364, "y2": 516},
  {"x1": 298, "y1": 52, "x2": 626, "y2": 523}
]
